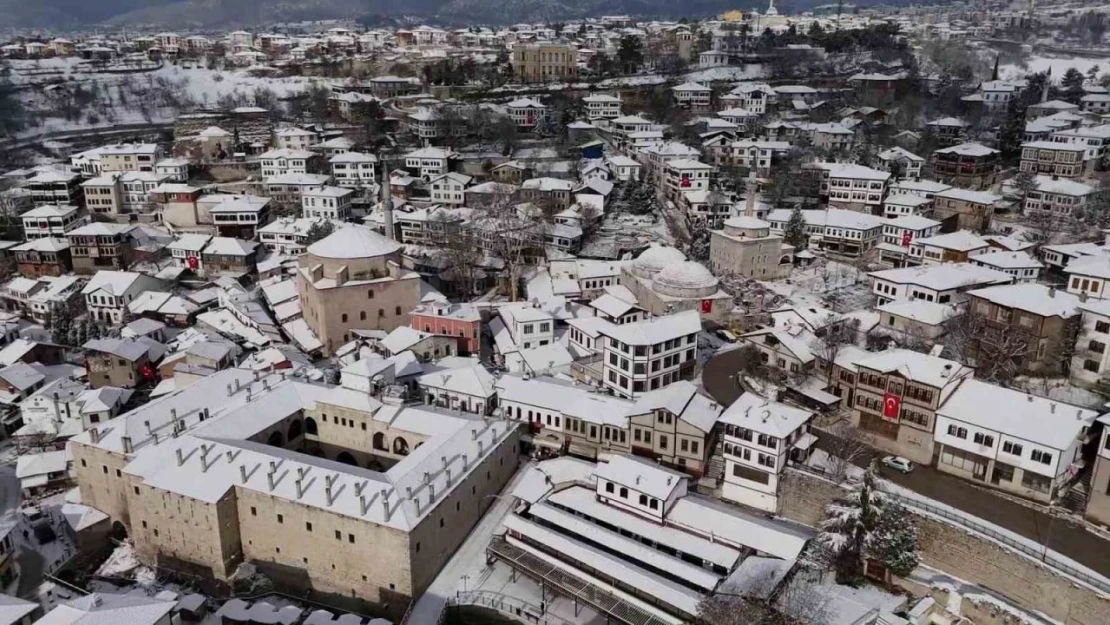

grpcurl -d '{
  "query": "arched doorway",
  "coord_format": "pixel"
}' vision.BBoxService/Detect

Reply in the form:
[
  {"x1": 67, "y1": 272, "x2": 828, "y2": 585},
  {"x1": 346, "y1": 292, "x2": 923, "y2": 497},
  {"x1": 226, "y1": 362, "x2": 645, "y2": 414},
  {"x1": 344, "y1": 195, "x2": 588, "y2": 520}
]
[
  {"x1": 304, "y1": 417, "x2": 318, "y2": 436},
  {"x1": 110, "y1": 521, "x2": 128, "y2": 541},
  {"x1": 336, "y1": 452, "x2": 358, "y2": 466},
  {"x1": 287, "y1": 419, "x2": 303, "y2": 441},
  {"x1": 392, "y1": 436, "x2": 409, "y2": 456},
  {"x1": 373, "y1": 432, "x2": 387, "y2": 451},
  {"x1": 267, "y1": 431, "x2": 284, "y2": 447}
]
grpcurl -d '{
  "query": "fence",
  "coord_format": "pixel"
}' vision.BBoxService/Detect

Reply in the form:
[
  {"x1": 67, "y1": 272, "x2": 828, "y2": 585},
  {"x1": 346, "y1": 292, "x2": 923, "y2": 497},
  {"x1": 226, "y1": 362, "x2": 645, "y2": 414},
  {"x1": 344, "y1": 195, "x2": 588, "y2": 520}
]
[
  {"x1": 447, "y1": 590, "x2": 578, "y2": 625},
  {"x1": 894, "y1": 494, "x2": 1110, "y2": 596},
  {"x1": 786, "y1": 463, "x2": 1110, "y2": 596}
]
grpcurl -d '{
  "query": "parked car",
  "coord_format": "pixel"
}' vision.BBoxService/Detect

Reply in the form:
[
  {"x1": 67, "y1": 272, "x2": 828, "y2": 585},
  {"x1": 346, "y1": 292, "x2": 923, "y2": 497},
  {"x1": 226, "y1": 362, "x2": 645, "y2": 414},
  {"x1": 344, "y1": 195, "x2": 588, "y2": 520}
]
[{"x1": 881, "y1": 455, "x2": 914, "y2": 474}]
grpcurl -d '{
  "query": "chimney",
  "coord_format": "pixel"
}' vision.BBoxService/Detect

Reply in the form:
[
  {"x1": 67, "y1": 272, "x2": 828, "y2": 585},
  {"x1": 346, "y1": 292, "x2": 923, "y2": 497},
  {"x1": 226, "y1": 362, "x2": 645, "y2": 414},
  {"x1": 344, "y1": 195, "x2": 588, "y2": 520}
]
[
  {"x1": 122, "y1": 436, "x2": 133, "y2": 453},
  {"x1": 325, "y1": 484, "x2": 334, "y2": 505},
  {"x1": 89, "y1": 428, "x2": 100, "y2": 444},
  {"x1": 382, "y1": 490, "x2": 392, "y2": 521},
  {"x1": 360, "y1": 494, "x2": 369, "y2": 514},
  {"x1": 176, "y1": 448, "x2": 184, "y2": 465},
  {"x1": 240, "y1": 465, "x2": 248, "y2": 482},
  {"x1": 1049, "y1": 287, "x2": 1056, "y2": 298},
  {"x1": 335, "y1": 266, "x2": 349, "y2": 287},
  {"x1": 227, "y1": 384, "x2": 233, "y2": 396},
  {"x1": 235, "y1": 379, "x2": 241, "y2": 392}
]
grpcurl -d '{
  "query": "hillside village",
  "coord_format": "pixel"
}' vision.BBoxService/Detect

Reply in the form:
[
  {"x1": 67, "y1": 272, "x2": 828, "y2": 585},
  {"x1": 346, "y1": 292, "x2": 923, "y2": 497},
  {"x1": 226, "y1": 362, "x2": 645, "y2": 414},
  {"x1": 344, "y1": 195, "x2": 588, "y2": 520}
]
[{"x1": 0, "y1": 2, "x2": 1107, "y2": 625}]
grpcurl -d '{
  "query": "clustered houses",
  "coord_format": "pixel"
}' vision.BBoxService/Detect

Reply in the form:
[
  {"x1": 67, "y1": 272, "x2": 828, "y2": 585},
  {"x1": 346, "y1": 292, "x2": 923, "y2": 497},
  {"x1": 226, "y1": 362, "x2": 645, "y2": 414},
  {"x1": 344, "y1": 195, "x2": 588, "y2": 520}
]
[{"x1": 5, "y1": 15, "x2": 1110, "y2": 624}]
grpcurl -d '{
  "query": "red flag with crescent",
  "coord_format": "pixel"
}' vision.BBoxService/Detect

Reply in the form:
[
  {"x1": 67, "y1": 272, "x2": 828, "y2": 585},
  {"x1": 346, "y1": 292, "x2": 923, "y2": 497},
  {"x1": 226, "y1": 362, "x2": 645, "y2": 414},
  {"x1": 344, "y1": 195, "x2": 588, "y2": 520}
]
[{"x1": 882, "y1": 392, "x2": 901, "y2": 420}]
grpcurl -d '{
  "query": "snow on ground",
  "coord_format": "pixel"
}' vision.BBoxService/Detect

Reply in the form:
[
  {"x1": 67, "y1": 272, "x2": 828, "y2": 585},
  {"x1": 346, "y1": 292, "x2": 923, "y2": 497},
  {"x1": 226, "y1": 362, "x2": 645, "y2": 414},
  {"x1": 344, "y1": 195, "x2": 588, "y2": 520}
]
[
  {"x1": 1011, "y1": 376, "x2": 1106, "y2": 409},
  {"x1": 910, "y1": 566, "x2": 1063, "y2": 625},
  {"x1": 1001, "y1": 54, "x2": 1107, "y2": 81},
  {"x1": 683, "y1": 65, "x2": 767, "y2": 82},
  {"x1": 879, "y1": 478, "x2": 1110, "y2": 595},
  {"x1": 96, "y1": 540, "x2": 157, "y2": 586},
  {"x1": 759, "y1": 260, "x2": 868, "y2": 312}
]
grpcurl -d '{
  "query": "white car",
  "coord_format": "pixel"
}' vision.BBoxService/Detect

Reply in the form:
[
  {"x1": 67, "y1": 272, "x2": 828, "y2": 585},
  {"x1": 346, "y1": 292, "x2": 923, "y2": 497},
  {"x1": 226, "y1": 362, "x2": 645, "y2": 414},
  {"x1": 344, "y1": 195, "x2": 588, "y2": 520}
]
[{"x1": 881, "y1": 455, "x2": 914, "y2": 474}]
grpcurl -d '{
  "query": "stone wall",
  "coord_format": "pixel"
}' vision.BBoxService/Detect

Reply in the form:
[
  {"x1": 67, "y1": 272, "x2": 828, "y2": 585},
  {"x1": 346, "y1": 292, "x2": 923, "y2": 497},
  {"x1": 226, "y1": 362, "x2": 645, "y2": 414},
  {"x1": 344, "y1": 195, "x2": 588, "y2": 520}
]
[{"x1": 778, "y1": 469, "x2": 1110, "y2": 625}]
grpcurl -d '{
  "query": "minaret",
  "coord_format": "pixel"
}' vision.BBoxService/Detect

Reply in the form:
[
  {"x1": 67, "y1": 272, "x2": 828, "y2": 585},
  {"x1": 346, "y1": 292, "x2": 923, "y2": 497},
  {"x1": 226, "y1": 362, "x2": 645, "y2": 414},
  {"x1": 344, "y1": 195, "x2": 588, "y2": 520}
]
[
  {"x1": 744, "y1": 168, "x2": 759, "y2": 217},
  {"x1": 991, "y1": 55, "x2": 1000, "y2": 81},
  {"x1": 766, "y1": 0, "x2": 779, "y2": 16},
  {"x1": 1042, "y1": 66, "x2": 1052, "y2": 102},
  {"x1": 379, "y1": 153, "x2": 393, "y2": 241}
]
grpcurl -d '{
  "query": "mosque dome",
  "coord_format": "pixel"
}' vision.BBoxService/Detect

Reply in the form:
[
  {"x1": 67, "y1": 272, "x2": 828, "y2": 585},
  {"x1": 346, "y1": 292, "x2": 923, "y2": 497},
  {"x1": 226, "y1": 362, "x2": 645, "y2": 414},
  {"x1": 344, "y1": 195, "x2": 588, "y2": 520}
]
[
  {"x1": 653, "y1": 261, "x2": 719, "y2": 298},
  {"x1": 632, "y1": 245, "x2": 686, "y2": 279}
]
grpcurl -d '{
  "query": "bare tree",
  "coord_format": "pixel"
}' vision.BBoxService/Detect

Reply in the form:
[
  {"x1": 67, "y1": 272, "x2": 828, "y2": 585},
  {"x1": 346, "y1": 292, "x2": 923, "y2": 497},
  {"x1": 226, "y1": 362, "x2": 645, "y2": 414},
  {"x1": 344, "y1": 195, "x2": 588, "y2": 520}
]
[
  {"x1": 821, "y1": 421, "x2": 875, "y2": 484},
  {"x1": 941, "y1": 309, "x2": 1033, "y2": 384},
  {"x1": 696, "y1": 566, "x2": 833, "y2": 625},
  {"x1": 813, "y1": 315, "x2": 861, "y2": 383}
]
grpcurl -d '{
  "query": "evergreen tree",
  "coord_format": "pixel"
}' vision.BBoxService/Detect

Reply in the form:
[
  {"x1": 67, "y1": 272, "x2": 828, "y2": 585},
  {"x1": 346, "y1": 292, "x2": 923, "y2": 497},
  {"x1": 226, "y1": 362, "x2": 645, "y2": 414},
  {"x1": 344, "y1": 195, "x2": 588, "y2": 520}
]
[
  {"x1": 1062, "y1": 67, "x2": 1086, "y2": 102},
  {"x1": 872, "y1": 500, "x2": 920, "y2": 577},
  {"x1": 304, "y1": 220, "x2": 336, "y2": 245},
  {"x1": 817, "y1": 465, "x2": 920, "y2": 584},
  {"x1": 682, "y1": 216, "x2": 711, "y2": 262},
  {"x1": 50, "y1": 307, "x2": 71, "y2": 346},
  {"x1": 616, "y1": 36, "x2": 644, "y2": 74},
  {"x1": 783, "y1": 207, "x2": 808, "y2": 248},
  {"x1": 818, "y1": 466, "x2": 886, "y2": 585}
]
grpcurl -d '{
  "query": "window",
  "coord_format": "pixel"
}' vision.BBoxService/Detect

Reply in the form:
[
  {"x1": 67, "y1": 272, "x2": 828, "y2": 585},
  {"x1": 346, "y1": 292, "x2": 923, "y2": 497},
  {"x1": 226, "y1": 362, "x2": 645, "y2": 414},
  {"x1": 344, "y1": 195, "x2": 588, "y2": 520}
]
[
  {"x1": 973, "y1": 432, "x2": 994, "y2": 447},
  {"x1": 639, "y1": 494, "x2": 648, "y2": 505},
  {"x1": 605, "y1": 482, "x2": 614, "y2": 493},
  {"x1": 277, "y1": 514, "x2": 284, "y2": 524},
  {"x1": 947, "y1": 424, "x2": 968, "y2": 439},
  {"x1": 1096, "y1": 321, "x2": 1110, "y2": 333},
  {"x1": 1002, "y1": 441, "x2": 1023, "y2": 456},
  {"x1": 306, "y1": 522, "x2": 313, "y2": 532},
  {"x1": 619, "y1": 487, "x2": 628, "y2": 498},
  {"x1": 1031, "y1": 449, "x2": 1053, "y2": 465}
]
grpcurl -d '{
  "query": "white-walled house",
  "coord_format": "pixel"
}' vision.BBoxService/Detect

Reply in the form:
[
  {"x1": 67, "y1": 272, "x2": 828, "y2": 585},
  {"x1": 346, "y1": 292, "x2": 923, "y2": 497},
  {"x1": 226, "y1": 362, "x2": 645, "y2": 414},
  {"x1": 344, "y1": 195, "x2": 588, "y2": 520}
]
[
  {"x1": 82, "y1": 271, "x2": 163, "y2": 324},
  {"x1": 934, "y1": 380, "x2": 1097, "y2": 503},
  {"x1": 717, "y1": 393, "x2": 814, "y2": 512},
  {"x1": 869, "y1": 263, "x2": 1014, "y2": 305},
  {"x1": 1070, "y1": 299, "x2": 1110, "y2": 389},
  {"x1": 301, "y1": 186, "x2": 353, "y2": 220},
  {"x1": 594, "y1": 455, "x2": 688, "y2": 522}
]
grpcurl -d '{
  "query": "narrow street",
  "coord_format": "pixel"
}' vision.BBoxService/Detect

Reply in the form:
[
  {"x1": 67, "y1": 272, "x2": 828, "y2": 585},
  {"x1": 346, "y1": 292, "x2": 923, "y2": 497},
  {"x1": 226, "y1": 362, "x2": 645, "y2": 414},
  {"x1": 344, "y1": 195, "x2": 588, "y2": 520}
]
[{"x1": 701, "y1": 351, "x2": 1110, "y2": 579}]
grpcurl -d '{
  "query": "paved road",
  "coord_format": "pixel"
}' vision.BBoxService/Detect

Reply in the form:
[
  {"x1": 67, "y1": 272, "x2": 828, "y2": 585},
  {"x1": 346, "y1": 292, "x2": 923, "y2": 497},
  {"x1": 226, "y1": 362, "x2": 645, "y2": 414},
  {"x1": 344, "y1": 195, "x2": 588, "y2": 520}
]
[
  {"x1": 701, "y1": 346, "x2": 747, "y2": 407},
  {"x1": 702, "y1": 350, "x2": 1110, "y2": 578},
  {"x1": 0, "y1": 465, "x2": 21, "y2": 520},
  {"x1": 404, "y1": 462, "x2": 531, "y2": 624},
  {"x1": 872, "y1": 447, "x2": 1110, "y2": 577}
]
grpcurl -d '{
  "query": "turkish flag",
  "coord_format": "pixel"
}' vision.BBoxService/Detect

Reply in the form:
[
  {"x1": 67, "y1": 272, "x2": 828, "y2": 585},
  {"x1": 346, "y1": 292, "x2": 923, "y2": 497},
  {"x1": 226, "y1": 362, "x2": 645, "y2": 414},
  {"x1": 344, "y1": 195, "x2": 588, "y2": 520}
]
[
  {"x1": 882, "y1": 392, "x2": 901, "y2": 420},
  {"x1": 187, "y1": 255, "x2": 199, "y2": 270},
  {"x1": 681, "y1": 174, "x2": 691, "y2": 188},
  {"x1": 701, "y1": 299, "x2": 713, "y2": 313},
  {"x1": 140, "y1": 363, "x2": 156, "y2": 380},
  {"x1": 901, "y1": 232, "x2": 912, "y2": 247}
]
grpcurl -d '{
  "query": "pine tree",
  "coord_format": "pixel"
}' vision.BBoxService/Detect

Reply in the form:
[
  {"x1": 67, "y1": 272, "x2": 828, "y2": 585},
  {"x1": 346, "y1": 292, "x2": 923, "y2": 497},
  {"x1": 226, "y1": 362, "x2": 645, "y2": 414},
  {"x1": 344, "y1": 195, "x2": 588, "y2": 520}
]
[
  {"x1": 51, "y1": 308, "x2": 71, "y2": 346},
  {"x1": 304, "y1": 220, "x2": 336, "y2": 245},
  {"x1": 818, "y1": 466, "x2": 886, "y2": 585},
  {"x1": 683, "y1": 216, "x2": 711, "y2": 262},
  {"x1": 872, "y1": 500, "x2": 920, "y2": 577},
  {"x1": 783, "y1": 207, "x2": 808, "y2": 248},
  {"x1": 817, "y1": 465, "x2": 920, "y2": 583}
]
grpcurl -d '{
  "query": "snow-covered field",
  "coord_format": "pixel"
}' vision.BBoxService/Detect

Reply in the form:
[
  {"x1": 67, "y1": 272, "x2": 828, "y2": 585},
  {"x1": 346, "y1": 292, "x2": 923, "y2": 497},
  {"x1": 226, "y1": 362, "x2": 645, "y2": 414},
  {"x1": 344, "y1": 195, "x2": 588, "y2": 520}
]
[
  {"x1": 1001, "y1": 53, "x2": 1108, "y2": 81},
  {"x1": 7, "y1": 58, "x2": 340, "y2": 136}
]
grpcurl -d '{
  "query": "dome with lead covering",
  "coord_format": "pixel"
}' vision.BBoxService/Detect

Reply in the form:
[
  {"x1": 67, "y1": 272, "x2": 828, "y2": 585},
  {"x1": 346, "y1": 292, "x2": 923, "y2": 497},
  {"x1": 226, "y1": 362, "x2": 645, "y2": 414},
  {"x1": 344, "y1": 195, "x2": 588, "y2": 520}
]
[
  {"x1": 632, "y1": 244, "x2": 686, "y2": 278},
  {"x1": 653, "y1": 261, "x2": 719, "y2": 298}
]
